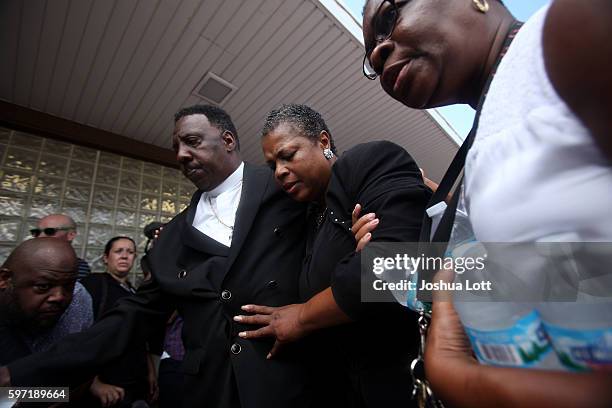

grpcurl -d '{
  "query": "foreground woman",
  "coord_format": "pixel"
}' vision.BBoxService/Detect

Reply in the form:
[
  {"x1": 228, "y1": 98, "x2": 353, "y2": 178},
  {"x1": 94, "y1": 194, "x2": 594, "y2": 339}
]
[
  {"x1": 236, "y1": 104, "x2": 430, "y2": 406},
  {"x1": 361, "y1": 0, "x2": 612, "y2": 406}
]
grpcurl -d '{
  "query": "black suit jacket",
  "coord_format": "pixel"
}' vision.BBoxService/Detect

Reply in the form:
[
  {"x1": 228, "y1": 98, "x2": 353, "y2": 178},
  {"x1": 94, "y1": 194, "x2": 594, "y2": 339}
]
[
  {"x1": 8, "y1": 163, "x2": 311, "y2": 408},
  {"x1": 301, "y1": 141, "x2": 431, "y2": 406}
]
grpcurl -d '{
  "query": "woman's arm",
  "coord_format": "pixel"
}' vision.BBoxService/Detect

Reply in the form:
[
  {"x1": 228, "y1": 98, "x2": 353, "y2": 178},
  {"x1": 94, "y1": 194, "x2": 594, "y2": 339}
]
[
  {"x1": 543, "y1": 0, "x2": 612, "y2": 162},
  {"x1": 236, "y1": 288, "x2": 352, "y2": 358},
  {"x1": 329, "y1": 142, "x2": 429, "y2": 320},
  {"x1": 235, "y1": 206, "x2": 380, "y2": 357}
]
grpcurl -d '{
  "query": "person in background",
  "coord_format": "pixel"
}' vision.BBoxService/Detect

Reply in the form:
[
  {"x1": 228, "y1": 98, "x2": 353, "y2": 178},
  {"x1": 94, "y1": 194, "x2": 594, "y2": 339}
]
[
  {"x1": 361, "y1": 0, "x2": 612, "y2": 406},
  {"x1": 81, "y1": 237, "x2": 157, "y2": 408},
  {"x1": 137, "y1": 222, "x2": 182, "y2": 408},
  {"x1": 32, "y1": 214, "x2": 91, "y2": 279},
  {"x1": 0, "y1": 238, "x2": 81, "y2": 364}
]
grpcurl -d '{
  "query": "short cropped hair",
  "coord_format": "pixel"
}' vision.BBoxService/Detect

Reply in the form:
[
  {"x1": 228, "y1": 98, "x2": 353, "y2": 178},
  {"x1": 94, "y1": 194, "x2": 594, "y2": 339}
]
[
  {"x1": 174, "y1": 104, "x2": 240, "y2": 150},
  {"x1": 262, "y1": 104, "x2": 337, "y2": 154}
]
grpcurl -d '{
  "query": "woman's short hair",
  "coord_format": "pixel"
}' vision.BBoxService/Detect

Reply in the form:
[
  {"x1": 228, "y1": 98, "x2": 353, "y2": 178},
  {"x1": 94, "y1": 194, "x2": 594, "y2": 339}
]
[
  {"x1": 262, "y1": 104, "x2": 337, "y2": 154},
  {"x1": 104, "y1": 236, "x2": 136, "y2": 256}
]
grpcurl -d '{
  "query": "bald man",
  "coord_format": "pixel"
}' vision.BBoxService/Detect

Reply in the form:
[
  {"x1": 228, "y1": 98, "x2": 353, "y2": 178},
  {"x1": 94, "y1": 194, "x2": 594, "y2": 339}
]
[
  {"x1": 0, "y1": 238, "x2": 92, "y2": 365},
  {"x1": 32, "y1": 214, "x2": 91, "y2": 279}
]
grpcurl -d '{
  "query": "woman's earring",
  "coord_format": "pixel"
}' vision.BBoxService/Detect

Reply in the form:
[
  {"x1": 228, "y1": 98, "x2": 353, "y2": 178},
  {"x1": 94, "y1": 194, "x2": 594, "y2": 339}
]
[
  {"x1": 323, "y1": 148, "x2": 334, "y2": 160},
  {"x1": 472, "y1": 0, "x2": 489, "y2": 13}
]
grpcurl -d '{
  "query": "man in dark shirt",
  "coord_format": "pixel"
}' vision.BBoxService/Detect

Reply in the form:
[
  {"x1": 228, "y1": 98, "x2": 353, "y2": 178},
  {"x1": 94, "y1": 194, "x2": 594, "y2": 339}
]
[
  {"x1": 31, "y1": 214, "x2": 91, "y2": 279},
  {"x1": 0, "y1": 238, "x2": 78, "y2": 365}
]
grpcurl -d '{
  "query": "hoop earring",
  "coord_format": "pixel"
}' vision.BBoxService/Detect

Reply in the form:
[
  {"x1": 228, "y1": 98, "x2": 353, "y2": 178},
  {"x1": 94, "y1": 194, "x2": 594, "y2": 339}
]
[
  {"x1": 323, "y1": 148, "x2": 334, "y2": 160},
  {"x1": 472, "y1": 0, "x2": 489, "y2": 13}
]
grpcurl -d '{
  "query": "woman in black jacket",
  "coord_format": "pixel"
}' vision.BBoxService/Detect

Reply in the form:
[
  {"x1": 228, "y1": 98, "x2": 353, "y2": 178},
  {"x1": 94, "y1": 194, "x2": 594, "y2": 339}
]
[
  {"x1": 81, "y1": 236, "x2": 156, "y2": 408},
  {"x1": 236, "y1": 104, "x2": 431, "y2": 407}
]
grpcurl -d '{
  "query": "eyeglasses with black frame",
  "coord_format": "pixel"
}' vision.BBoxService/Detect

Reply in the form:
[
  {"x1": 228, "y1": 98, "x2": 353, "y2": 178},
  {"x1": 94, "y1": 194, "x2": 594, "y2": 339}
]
[
  {"x1": 30, "y1": 227, "x2": 74, "y2": 237},
  {"x1": 363, "y1": 0, "x2": 406, "y2": 80}
]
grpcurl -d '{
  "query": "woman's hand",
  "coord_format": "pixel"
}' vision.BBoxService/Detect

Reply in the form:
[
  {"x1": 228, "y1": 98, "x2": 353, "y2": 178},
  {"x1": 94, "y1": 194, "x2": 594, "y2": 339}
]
[
  {"x1": 425, "y1": 301, "x2": 478, "y2": 380},
  {"x1": 351, "y1": 204, "x2": 379, "y2": 252},
  {"x1": 0, "y1": 366, "x2": 10, "y2": 386},
  {"x1": 235, "y1": 304, "x2": 312, "y2": 359},
  {"x1": 425, "y1": 268, "x2": 481, "y2": 406},
  {"x1": 89, "y1": 376, "x2": 125, "y2": 408},
  {"x1": 425, "y1": 268, "x2": 476, "y2": 379}
]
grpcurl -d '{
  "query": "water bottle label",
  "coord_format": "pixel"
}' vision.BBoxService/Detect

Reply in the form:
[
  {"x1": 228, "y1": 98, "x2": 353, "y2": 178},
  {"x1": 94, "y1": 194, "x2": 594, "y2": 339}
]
[
  {"x1": 543, "y1": 324, "x2": 612, "y2": 371},
  {"x1": 464, "y1": 310, "x2": 553, "y2": 367}
]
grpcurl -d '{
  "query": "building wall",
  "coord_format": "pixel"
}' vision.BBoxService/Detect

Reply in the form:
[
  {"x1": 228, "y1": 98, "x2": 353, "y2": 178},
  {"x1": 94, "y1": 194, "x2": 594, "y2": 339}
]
[{"x1": 0, "y1": 126, "x2": 193, "y2": 282}]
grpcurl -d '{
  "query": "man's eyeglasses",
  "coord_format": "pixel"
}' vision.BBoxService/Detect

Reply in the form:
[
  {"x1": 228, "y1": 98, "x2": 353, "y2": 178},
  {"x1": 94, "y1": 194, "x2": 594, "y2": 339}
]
[
  {"x1": 363, "y1": 0, "x2": 405, "y2": 80},
  {"x1": 30, "y1": 227, "x2": 74, "y2": 237}
]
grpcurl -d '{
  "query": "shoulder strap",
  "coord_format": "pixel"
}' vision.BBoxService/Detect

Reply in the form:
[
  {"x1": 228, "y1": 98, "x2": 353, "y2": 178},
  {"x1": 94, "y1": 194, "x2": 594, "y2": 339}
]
[
  {"x1": 418, "y1": 128, "x2": 474, "y2": 243},
  {"x1": 419, "y1": 20, "x2": 524, "y2": 245}
]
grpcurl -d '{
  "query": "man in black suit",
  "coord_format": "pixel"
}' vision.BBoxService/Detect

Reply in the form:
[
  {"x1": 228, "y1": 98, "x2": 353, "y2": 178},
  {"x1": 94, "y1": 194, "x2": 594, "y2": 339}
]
[{"x1": 0, "y1": 105, "x2": 311, "y2": 408}]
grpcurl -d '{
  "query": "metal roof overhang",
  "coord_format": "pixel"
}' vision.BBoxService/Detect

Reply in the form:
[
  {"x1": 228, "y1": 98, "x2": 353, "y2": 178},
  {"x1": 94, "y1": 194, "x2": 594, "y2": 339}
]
[{"x1": 0, "y1": 0, "x2": 458, "y2": 181}]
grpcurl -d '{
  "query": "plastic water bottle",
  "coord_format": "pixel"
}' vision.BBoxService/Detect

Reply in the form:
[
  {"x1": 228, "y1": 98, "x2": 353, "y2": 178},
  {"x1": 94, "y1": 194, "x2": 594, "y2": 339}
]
[
  {"x1": 540, "y1": 301, "x2": 612, "y2": 371},
  {"x1": 449, "y1": 188, "x2": 564, "y2": 370},
  {"x1": 537, "y1": 233, "x2": 612, "y2": 371},
  {"x1": 455, "y1": 301, "x2": 563, "y2": 369}
]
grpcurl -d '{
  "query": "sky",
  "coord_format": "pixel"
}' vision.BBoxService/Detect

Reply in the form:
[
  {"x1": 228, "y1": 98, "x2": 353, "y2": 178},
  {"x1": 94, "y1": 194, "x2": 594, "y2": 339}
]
[{"x1": 342, "y1": 0, "x2": 551, "y2": 139}]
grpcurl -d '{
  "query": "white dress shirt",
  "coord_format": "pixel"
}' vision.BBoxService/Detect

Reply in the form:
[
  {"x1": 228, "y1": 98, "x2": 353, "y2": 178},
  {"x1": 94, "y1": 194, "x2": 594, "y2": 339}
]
[{"x1": 192, "y1": 162, "x2": 244, "y2": 247}]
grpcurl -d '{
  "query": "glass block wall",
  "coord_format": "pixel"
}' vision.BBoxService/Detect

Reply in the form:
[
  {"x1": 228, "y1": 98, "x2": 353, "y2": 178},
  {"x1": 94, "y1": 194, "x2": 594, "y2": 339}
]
[{"x1": 0, "y1": 126, "x2": 194, "y2": 283}]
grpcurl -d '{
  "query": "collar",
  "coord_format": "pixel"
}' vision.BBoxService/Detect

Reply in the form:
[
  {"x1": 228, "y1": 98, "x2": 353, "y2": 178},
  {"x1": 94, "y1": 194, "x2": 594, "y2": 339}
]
[
  {"x1": 206, "y1": 162, "x2": 244, "y2": 198},
  {"x1": 106, "y1": 272, "x2": 134, "y2": 291}
]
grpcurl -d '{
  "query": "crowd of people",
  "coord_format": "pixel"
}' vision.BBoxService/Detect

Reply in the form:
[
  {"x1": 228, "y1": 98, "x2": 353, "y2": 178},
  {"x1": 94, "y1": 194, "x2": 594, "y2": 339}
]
[{"x1": 0, "y1": 0, "x2": 611, "y2": 407}]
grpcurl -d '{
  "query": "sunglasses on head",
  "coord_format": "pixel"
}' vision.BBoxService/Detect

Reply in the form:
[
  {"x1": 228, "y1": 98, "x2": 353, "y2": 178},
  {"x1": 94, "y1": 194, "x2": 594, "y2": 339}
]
[{"x1": 30, "y1": 227, "x2": 73, "y2": 237}]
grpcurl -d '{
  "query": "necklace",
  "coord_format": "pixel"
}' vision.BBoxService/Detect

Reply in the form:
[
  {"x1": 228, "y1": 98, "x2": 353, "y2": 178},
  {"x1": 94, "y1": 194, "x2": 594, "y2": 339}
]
[
  {"x1": 207, "y1": 195, "x2": 234, "y2": 241},
  {"x1": 315, "y1": 207, "x2": 327, "y2": 230}
]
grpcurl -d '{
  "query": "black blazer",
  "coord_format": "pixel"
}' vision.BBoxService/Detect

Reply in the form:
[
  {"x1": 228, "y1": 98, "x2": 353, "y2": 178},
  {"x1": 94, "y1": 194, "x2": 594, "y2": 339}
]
[
  {"x1": 8, "y1": 163, "x2": 312, "y2": 408},
  {"x1": 301, "y1": 141, "x2": 431, "y2": 407}
]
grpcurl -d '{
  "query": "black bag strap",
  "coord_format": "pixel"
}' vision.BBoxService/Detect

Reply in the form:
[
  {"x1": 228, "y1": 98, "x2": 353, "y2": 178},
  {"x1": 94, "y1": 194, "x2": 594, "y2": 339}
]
[
  {"x1": 418, "y1": 129, "x2": 474, "y2": 244},
  {"x1": 419, "y1": 21, "x2": 524, "y2": 246}
]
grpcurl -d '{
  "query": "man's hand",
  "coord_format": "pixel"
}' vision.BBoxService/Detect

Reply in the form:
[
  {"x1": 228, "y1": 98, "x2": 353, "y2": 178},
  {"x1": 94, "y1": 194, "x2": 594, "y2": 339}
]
[
  {"x1": 234, "y1": 303, "x2": 312, "y2": 359},
  {"x1": 0, "y1": 366, "x2": 10, "y2": 386},
  {"x1": 89, "y1": 376, "x2": 125, "y2": 408}
]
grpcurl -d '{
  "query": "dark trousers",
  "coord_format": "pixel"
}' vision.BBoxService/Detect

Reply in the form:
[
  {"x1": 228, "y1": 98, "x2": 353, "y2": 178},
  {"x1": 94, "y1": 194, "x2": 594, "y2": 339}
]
[{"x1": 158, "y1": 358, "x2": 184, "y2": 408}]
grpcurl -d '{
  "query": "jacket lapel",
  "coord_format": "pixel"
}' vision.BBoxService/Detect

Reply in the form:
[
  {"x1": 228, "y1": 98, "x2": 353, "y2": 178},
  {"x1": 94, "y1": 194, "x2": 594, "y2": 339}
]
[{"x1": 225, "y1": 163, "x2": 269, "y2": 272}]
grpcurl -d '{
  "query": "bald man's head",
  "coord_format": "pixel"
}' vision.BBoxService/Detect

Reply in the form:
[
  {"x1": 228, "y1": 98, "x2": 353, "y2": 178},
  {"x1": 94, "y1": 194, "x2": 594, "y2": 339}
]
[
  {"x1": 34, "y1": 214, "x2": 78, "y2": 243},
  {"x1": 0, "y1": 238, "x2": 78, "y2": 332}
]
